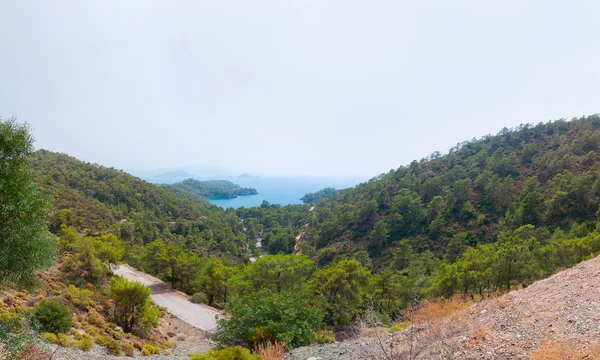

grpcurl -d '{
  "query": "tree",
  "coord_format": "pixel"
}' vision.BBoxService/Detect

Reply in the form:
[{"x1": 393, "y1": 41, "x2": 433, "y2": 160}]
[
  {"x1": 199, "y1": 258, "x2": 236, "y2": 306},
  {"x1": 263, "y1": 225, "x2": 295, "y2": 254},
  {"x1": 0, "y1": 118, "x2": 55, "y2": 287},
  {"x1": 236, "y1": 254, "x2": 315, "y2": 293},
  {"x1": 109, "y1": 277, "x2": 158, "y2": 333},
  {"x1": 368, "y1": 221, "x2": 388, "y2": 253},
  {"x1": 308, "y1": 259, "x2": 372, "y2": 325}
]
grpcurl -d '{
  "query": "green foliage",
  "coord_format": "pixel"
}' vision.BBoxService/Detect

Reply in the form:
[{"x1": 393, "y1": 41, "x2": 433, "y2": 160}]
[
  {"x1": 262, "y1": 225, "x2": 296, "y2": 254},
  {"x1": 109, "y1": 277, "x2": 158, "y2": 333},
  {"x1": 31, "y1": 300, "x2": 73, "y2": 334},
  {"x1": 0, "y1": 118, "x2": 55, "y2": 287},
  {"x1": 141, "y1": 343, "x2": 160, "y2": 355},
  {"x1": 301, "y1": 187, "x2": 341, "y2": 203},
  {"x1": 234, "y1": 254, "x2": 315, "y2": 293},
  {"x1": 66, "y1": 285, "x2": 95, "y2": 309},
  {"x1": 215, "y1": 290, "x2": 323, "y2": 348},
  {"x1": 95, "y1": 333, "x2": 122, "y2": 355},
  {"x1": 313, "y1": 329, "x2": 335, "y2": 344},
  {"x1": 73, "y1": 334, "x2": 93, "y2": 351},
  {"x1": 166, "y1": 178, "x2": 257, "y2": 199},
  {"x1": 31, "y1": 150, "x2": 248, "y2": 259},
  {"x1": 308, "y1": 259, "x2": 372, "y2": 326},
  {"x1": 189, "y1": 347, "x2": 263, "y2": 360}
]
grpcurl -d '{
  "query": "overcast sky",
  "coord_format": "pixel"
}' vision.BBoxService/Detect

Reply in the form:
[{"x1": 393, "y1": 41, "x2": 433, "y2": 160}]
[{"x1": 1, "y1": 0, "x2": 599, "y2": 177}]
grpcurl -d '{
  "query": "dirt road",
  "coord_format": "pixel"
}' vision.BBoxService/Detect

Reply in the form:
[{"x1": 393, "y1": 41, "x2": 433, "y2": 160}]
[{"x1": 113, "y1": 265, "x2": 222, "y2": 332}]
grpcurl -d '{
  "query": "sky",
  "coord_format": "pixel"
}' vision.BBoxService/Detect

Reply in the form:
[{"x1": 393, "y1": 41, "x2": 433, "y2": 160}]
[{"x1": 1, "y1": 0, "x2": 599, "y2": 177}]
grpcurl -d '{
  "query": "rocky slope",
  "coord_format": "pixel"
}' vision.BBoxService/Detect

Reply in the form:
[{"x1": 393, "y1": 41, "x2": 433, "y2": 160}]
[{"x1": 286, "y1": 254, "x2": 600, "y2": 359}]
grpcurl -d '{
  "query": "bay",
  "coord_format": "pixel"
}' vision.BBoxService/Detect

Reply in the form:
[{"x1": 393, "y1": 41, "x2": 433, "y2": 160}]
[{"x1": 205, "y1": 177, "x2": 365, "y2": 209}]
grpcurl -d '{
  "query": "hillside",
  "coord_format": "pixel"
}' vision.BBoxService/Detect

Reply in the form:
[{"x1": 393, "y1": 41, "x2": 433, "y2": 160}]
[
  {"x1": 287, "y1": 253, "x2": 600, "y2": 359},
  {"x1": 266, "y1": 115, "x2": 600, "y2": 266},
  {"x1": 30, "y1": 150, "x2": 248, "y2": 258},
  {"x1": 166, "y1": 178, "x2": 258, "y2": 199}
]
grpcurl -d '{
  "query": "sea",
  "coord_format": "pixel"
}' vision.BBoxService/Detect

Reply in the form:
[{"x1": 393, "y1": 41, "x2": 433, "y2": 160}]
[{"x1": 205, "y1": 177, "x2": 365, "y2": 209}]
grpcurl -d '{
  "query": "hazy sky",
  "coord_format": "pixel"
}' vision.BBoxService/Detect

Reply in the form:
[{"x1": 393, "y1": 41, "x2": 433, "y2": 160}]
[{"x1": 1, "y1": 1, "x2": 599, "y2": 177}]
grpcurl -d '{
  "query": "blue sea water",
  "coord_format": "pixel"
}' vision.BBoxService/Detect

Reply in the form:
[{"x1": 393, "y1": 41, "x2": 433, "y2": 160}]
[{"x1": 206, "y1": 177, "x2": 365, "y2": 209}]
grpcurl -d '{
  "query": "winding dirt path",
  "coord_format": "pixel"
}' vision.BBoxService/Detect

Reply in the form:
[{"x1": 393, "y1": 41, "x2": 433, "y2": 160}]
[{"x1": 114, "y1": 265, "x2": 222, "y2": 332}]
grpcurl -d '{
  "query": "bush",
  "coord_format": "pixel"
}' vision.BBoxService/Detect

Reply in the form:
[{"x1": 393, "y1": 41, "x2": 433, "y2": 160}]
[
  {"x1": 141, "y1": 343, "x2": 160, "y2": 356},
  {"x1": 190, "y1": 347, "x2": 263, "y2": 360},
  {"x1": 41, "y1": 332, "x2": 58, "y2": 344},
  {"x1": 95, "y1": 333, "x2": 122, "y2": 355},
  {"x1": 313, "y1": 329, "x2": 335, "y2": 344},
  {"x1": 73, "y1": 333, "x2": 93, "y2": 351},
  {"x1": 66, "y1": 285, "x2": 94, "y2": 309},
  {"x1": 214, "y1": 290, "x2": 323, "y2": 349},
  {"x1": 31, "y1": 300, "x2": 73, "y2": 334}
]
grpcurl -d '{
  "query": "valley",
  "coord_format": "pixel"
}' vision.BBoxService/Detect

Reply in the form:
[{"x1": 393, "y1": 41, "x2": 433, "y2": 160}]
[{"x1": 4, "y1": 115, "x2": 600, "y2": 359}]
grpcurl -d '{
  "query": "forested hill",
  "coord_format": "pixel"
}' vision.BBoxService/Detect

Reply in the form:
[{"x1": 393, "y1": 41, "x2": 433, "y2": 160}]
[
  {"x1": 30, "y1": 150, "x2": 248, "y2": 258},
  {"x1": 301, "y1": 187, "x2": 341, "y2": 203},
  {"x1": 279, "y1": 115, "x2": 600, "y2": 266},
  {"x1": 166, "y1": 178, "x2": 258, "y2": 199}
]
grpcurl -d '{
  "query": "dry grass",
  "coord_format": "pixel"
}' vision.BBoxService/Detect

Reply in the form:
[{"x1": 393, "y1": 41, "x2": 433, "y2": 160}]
[
  {"x1": 253, "y1": 341, "x2": 285, "y2": 360},
  {"x1": 530, "y1": 340, "x2": 592, "y2": 360},
  {"x1": 411, "y1": 294, "x2": 475, "y2": 325}
]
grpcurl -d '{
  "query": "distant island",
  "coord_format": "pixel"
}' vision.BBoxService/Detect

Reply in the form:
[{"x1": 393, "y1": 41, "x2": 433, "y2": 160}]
[
  {"x1": 166, "y1": 178, "x2": 258, "y2": 199},
  {"x1": 151, "y1": 170, "x2": 196, "y2": 184},
  {"x1": 301, "y1": 187, "x2": 341, "y2": 203},
  {"x1": 215, "y1": 173, "x2": 260, "y2": 179}
]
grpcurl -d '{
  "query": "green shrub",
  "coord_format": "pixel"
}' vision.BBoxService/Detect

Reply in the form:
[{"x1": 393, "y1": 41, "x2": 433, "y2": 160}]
[
  {"x1": 190, "y1": 347, "x2": 263, "y2": 360},
  {"x1": 141, "y1": 343, "x2": 160, "y2": 356},
  {"x1": 95, "y1": 333, "x2": 122, "y2": 355},
  {"x1": 214, "y1": 290, "x2": 323, "y2": 349},
  {"x1": 56, "y1": 333, "x2": 72, "y2": 347},
  {"x1": 73, "y1": 335, "x2": 94, "y2": 351},
  {"x1": 31, "y1": 300, "x2": 73, "y2": 334},
  {"x1": 313, "y1": 329, "x2": 335, "y2": 344},
  {"x1": 41, "y1": 332, "x2": 58, "y2": 344},
  {"x1": 66, "y1": 285, "x2": 94, "y2": 309}
]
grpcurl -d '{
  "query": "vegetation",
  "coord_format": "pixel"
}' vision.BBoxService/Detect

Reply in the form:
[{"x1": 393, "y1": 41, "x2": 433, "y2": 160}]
[
  {"x1": 31, "y1": 300, "x2": 73, "y2": 334},
  {"x1": 109, "y1": 277, "x2": 159, "y2": 333},
  {"x1": 167, "y1": 178, "x2": 258, "y2": 199},
  {"x1": 0, "y1": 118, "x2": 55, "y2": 288},
  {"x1": 214, "y1": 290, "x2": 323, "y2": 348},
  {"x1": 31, "y1": 150, "x2": 248, "y2": 259},
  {"x1": 7, "y1": 115, "x2": 600, "y2": 356},
  {"x1": 301, "y1": 187, "x2": 341, "y2": 203},
  {"x1": 190, "y1": 347, "x2": 263, "y2": 360}
]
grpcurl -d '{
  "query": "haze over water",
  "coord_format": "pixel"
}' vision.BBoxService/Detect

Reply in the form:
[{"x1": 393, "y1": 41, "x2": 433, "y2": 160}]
[{"x1": 206, "y1": 177, "x2": 364, "y2": 209}]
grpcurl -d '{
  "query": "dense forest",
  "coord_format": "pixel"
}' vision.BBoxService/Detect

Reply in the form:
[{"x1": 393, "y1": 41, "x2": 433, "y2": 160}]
[
  {"x1": 30, "y1": 150, "x2": 249, "y2": 260},
  {"x1": 166, "y1": 178, "x2": 258, "y2": 199},
  {"x1": 256, "y1": 116, "x2": 600, "y2": 267},
  {"x1": 300, "y1": 187, "x2": 341, "y2": 203}
]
